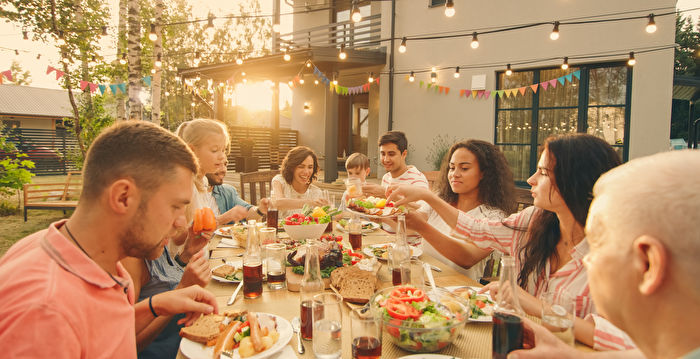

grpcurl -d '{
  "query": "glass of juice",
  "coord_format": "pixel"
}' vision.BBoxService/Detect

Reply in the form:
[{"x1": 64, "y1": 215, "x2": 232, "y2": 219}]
[
  {"x1": 265, "y1": 243, "x2": 286, "y2": 290},
  {"x1": 350, "y1": 307, "x2": 382, "y2": 359},
  {"x1": 540, "y1": 291, "x2": 575, "y2": 346}
]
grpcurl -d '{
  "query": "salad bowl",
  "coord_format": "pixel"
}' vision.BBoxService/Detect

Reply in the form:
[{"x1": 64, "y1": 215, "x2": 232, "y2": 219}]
[
  {"x1": 282, "y1": 222, "x2": 327, "y2": 241},
  {"x1": 369, "y1": 286, "x2": 470, "y2": 353}
]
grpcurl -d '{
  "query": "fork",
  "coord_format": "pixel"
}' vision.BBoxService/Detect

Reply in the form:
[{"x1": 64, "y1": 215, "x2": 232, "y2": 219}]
[{"x1": 220, "y1": 349, "x2": 234, "y2": 358}]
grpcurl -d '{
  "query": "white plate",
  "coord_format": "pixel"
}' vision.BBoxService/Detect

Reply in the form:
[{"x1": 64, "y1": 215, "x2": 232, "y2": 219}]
[
  {"x1": 211, "y1": 260, "x2": 243, "y2": 283},
  {"x1": 398, "y1": 355, "x2": 463, "y2": 359},
  {"x1": 444, "y1": 285, "x2": 494, "y2": 322},
  {"x1": 362, "y1": 243, "x2": 423, "y2": 260},
  {"x1": 335, "y1": 220, "x2": 380, "y2": 233},
  {"x1": 346, "y1": 207, "x2": 406, "y2": 219},
  {"x1": 180, "y1": 313, "x2": 293, "y2": 359},
  {"x1": 215, "y1": 226, "x2": 234, "y2": 237}
]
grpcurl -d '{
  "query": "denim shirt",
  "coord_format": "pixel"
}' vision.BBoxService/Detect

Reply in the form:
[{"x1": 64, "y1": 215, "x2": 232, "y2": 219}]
[{"x1": 211, "y1": 184, "x2": 253, "y2": 223}]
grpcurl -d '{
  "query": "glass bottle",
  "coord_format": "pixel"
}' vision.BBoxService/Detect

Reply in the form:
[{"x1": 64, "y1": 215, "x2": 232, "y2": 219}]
[
  {"x1": 348, "y1": 213, "x2": 363, "y2": 251},
  {"x1": 243, "y1": 220, "x2": 263, "y2": 299},
  {"x1": 492, "y1": 256, "x2": 525, "y2": 359},
  {"x1": 300, "y1": 241, "x2": 324, "y2": 340},
  {"x1": 390, "y1": 214, "x2": 410, "y2": 286}
]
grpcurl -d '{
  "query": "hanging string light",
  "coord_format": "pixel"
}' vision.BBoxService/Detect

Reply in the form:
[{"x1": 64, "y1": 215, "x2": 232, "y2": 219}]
[
  {"x1": 155, "y1": 54, "x2": 162, "y2": 68},
  {"x1": 470, "y1": 32, "x2": 479, "y2": 49},
  {"x1": 148, "y1": 24, "x2": 157, "y2": 41},
  {"x1": 119, "y1": 52, "x2": 127, "y2": 65},
  {"x1": 645, "y1": 14, "x2": 657, "y2": 33},
  {"x1": 165, "y1": 91, "x2": 170, "y2": 96},
  {"x1": 550, "y1": 21, "x2": 560, "y2": 40},
  {"x1": 89, "y1": 55, "x2": 97, "y2": 66},
  {"x1": 236, "y1": 56, "x2": 243, "y2": 65},
  {"x1": 351, "y1": 0, "x2": 362, "y2": 23},
  {"x1": 505, "y1": 64, "x2": 513, "y2": 76},
  {"x1": 332, "y1": 73, "x2": 338, "y2": 85},
  {"x1": 287, "y1": 80, "x2": 293, "y2": 86},
  {"x1": 368, "y1": 72, "x2": 374, "y2": 83},
  {"x1": 283, "y1": 48, "x2": 291, "y2": 61},
  {"x1": 561, "y1": 57, "x2": 569, "y2": 70},
  {"x1": 273, "y1": 22, "x2": 281, "y2": 33},
  {"x1": 299, "y1": 77, "x2": 305, "y2": 84},
  {"x1": 193, "y1": 51, "x2": 201, "y2": 66},
  {"x1": 101, "y1": 26, "x2": 108, "y2": 36},
  {"x1": 57, "y1": 30, "x2": 65, "y2": 46},
  {"x1": 314, "y1": 79, "x2": 319, "y2": 85},
  {"x1": 430, "y1": 67, "x2": 437, "y2": 83},
  {"x1": 306, "y1": 61, "x2": 312, "y2": 68},
  {"x1": 444, "y1": 0, "x2": 455, "y2": 18},
  {"x1": 22, "y1": 30, "x2": 28, "y2": 40},
  {"x1": 627, "y1": 52, "x2": 636, "y2": 66},
  {"x1": 36, "y1": 54, "x2": 41, "y2": 60},
  {"x1": 408, "y1": 71, "x2": 415, "y2": 82},
  {"x1": 207, "y1": 15, "x2": 215, "y2": 30},
  {"x1": 454, "y1": 66, "x2": 460, "y2": 78},
  {"x1": 15, "y1": 49, "x2": 19, "y2": 55},
  {"x1": 150, "y1": 68, "x2": 156, "y2": 74},
  {"x1": 339, "y1": 44, "x2": 347, "y2": 60},
  {"x1": 399, "y1": 37, "x2": 407, "y2": 53},
  {"x1": 61, "y1": 52, "x2": 69, "y2": 63}
]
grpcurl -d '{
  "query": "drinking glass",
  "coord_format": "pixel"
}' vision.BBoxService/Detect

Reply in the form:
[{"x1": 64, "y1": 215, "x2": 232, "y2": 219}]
[
  {"x1": 350, "y1": 308, "x2": 382, "y2": 359},
  {"x1": 400, "y1": 258, "x2": 425, "y2": 286},
  {"x1": 312, "y1": 293, "x2": 342, "y2": 359},
  {"x1": 265, "y1": 243, "x2": 286, "y2": 290},
  {"x1": 345, "y1": 177, "x2": 363, "y2": 199},
  {"x1": 259, "y1": 227, "x2": 277, "y2": 245},
  {"x1": 266, "y1": 197, "x2": 279, "y2": 230},
  {"x1": 540, "y1": 290, "x2": 576, "y2": 347}
]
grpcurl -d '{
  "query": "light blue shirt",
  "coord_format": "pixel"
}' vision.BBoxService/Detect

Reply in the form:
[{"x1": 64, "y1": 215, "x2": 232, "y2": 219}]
[
  {"x1": 682, "y1": 347, "x2": 700, "y2": 359},
  {"x1": 211, "y1": 183, "x2": 253, "y2": 224}
]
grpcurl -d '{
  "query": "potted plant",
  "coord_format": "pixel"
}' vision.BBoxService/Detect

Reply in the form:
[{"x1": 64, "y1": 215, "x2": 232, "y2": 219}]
[{"x1": 239, "y1": 138, "x2": 255, "y2": 158}]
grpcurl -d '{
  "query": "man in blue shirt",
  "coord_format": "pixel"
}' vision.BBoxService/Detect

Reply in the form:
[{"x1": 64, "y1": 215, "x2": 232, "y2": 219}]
[{"x1": 206, "y1": 165, "x2": 269, "y2": 224}]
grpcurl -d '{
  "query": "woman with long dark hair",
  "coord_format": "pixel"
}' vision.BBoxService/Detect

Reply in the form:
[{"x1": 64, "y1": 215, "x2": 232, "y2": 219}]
[
  {"x1": 411, "y1": 140, "x2": 516, "y2": 280},
  {"x1": 389, "y1": 134, "x2": 627, "y2": 348},
  {"x1": 271, "y1": 146, "x2": 328, "y2": 217}
]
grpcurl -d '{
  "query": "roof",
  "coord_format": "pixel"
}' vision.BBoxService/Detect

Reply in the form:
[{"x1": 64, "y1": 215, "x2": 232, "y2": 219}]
[
  {"x1": 0, "y1": 85, "x2": 74, "y2": 118},
  {"x1": 673, "y1": 75, "x2": 700, "y2": 102}
]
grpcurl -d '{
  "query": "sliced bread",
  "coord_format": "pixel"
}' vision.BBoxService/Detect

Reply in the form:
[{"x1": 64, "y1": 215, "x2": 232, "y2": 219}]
[
  {"x1": 212, "y1": 264, "x2": 237, "y2": 278},
  {"x1": 339, "y1": 276, "x2": 376, "y2": 304},
  {"x1": 179, "y1": 313, "x2": 225, "y2": 344}
]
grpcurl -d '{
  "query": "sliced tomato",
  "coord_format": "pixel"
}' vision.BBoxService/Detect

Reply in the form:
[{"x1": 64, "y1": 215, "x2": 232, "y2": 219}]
[
  {"x1": 385, "y1": 298, "x2": 421, "y2": 320},
  {"x1": 387, "y1": 318, "x2": 402, "y2": 337},
  {"x1": 390, "y1": 287, "x2": 426, "y2": 303},
  {"x1": 475, "y1": 300, "x2": 486, "y2": 309}
]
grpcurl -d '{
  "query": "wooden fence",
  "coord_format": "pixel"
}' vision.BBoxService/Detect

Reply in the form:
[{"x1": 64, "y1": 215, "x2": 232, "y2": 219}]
[
  {"x1": 1, "y1": 128, "x2": 79, "y2": 175},
  {"x1": 227, "y1": 126, "x2": 299, "y2": 171}
]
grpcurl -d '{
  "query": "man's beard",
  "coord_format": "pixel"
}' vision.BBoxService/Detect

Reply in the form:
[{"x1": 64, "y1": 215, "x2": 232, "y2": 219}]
[
  {"x1": 121, "y1": 203, "x2": 166, "y2": 260},
  {"x1": 206, "y1": 173, "x2": 223, "y2": 186}
]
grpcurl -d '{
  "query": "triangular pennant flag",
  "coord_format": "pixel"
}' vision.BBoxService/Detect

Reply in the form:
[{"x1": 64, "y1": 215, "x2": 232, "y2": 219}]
[
  {"x1": 434, "y1": 86, "x2": 439, "y2": 93},
  {"x1": 459, "y1": 89, "x2": 465, "y2": 97},
  {"x1": 110, "y1": 84, "x2": 118, "y2": 94},
  {"x1": 2, "y1": 70, "x2": 13, "y2": 82},
  {"x1": 506, "y1": 89, "x2": 515, "y2": 97},
  {"x1": 427, "y1": 83, "x2": 432, "y2": 89},
  {"x1": 471, "y1": 90, "x2": 478, "y2": 98},
  {"x1": 530, "y1": 84, "x2": 539, "y2": 93},
  {"x1": 117, "y1": 83, "x2": 127, "y2": 94},
  {"x1": 419, "y1": 81, "x2": 424, "y2": 88},
  {"x1": 565, "y1": 74, "x2": 573, "y2": 83},
  {"x1": 484, "y1": 90, "x2": 491, "y2": 99},
  {"x1": 557, "y1": 77, "x2": 566, "y2": 86},
  {"x1": 46, "y1": 66, "x2": 55, "y2": 75},
  {"x1": 79, "y1": 80, "x2": 89, "y2": 90},
  {"x1": 495, "y1": 90, "x2": 504, "y2": 98},
  {"x1": 477, "y1": 91, "x2": 485, "y2": 99},
  {"x1": 572, "y1": 70, "x2": 581, "y2": 80},
  {"x1": 444, "y1": 87, "x2": 450, "y2": 95},
  {"x1": 99, "y1": 84, "x2": 107, "y2": 95},
  {"x1": 540, "y1": 81, "x2": 549, "y2": 90},
  {"x1": 375, "y1": 78, "x2": 380, "y2": 86},
  {"x1": 549, "y1": 79, "x2": 557, "y2": 88},
  {"x1": 518, "y1": 87, "x2": 526, "y2": 96},
  {"x1": 0, "y1": 76, "x2": 2, "y2": 84},
  {"x1": 143, "y1": 76, "x2": 152, "y2": 86},
  {"x1": 438, "y1": 86, "x2": 444, "y2": 94},
  {"x1": 89, "y1": 83, "x2": 98, "y2": 93},
  {"x1": 55, "y1": 70, "x2": 65, "y2": 80}
]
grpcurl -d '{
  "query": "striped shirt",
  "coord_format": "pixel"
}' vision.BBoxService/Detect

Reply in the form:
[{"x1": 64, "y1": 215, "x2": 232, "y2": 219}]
[
  {"x1": 451, "y1": 206, "x2": 634, "y2": 351},
  {"x1": 381, "y1": 165, "x2": 429, "y2": 189}
]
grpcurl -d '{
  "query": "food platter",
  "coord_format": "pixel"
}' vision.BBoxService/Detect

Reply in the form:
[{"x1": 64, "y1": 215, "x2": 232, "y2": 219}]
[
  {"x1": 335, "y1": 220, "x2": 380, "y2": 233},
  {"x1": 362, "y1": 243, "x2": 423, "y2": 260},
  {"x1": 179, "y1": 313, "x2": 293, "y2": 359},
  {"x1": 445, "y1": 286, "x2": 494, "y2": 322},
  {"x1": 346, "y1": 206, "x2": 406, "y2": 219}
]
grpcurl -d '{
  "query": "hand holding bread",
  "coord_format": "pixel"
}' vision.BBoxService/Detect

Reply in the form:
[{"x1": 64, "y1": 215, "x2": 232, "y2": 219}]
[{"x1": 150, "y1": 285, "x2": 218, "y2": 327}]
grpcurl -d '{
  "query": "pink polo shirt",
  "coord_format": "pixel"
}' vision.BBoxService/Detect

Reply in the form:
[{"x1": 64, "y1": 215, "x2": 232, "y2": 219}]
[{"x1": 0, "y1": 219, "x2": 137, "y2": 358}]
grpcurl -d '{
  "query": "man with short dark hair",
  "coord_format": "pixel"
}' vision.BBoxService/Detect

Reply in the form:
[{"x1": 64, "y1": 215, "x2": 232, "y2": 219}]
[
  {"x1": 363, "y1": 130, "x2": 429, "y2": 197},
  {"x1": 0, "y1": 122, "x2": 218, "y2": 358},
  {"x1": 206, "y1": 164, "x2": 268, "y2": 224}
]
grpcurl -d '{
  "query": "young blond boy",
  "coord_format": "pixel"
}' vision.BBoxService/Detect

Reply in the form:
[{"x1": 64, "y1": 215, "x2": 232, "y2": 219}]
[{"x1": 340, "y1": 153, "x2": 370, "y2": 210}]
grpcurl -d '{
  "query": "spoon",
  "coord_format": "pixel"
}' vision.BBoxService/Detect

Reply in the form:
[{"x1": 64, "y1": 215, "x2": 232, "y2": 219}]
[{"x1": 291, "y1": 316, "x2": 305, "y2": 354}]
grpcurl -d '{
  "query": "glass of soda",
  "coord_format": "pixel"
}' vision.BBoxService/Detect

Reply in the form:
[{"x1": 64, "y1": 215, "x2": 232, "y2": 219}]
[
  {"x1": 540, "y1": 290, "x2": 575, "y2": 346},
  {"x1": 350, "y1": 307, "x2": 382, "y2": 359},
  {"x1": 265, "y1": 243, "x2": 286, "y2": 290}
]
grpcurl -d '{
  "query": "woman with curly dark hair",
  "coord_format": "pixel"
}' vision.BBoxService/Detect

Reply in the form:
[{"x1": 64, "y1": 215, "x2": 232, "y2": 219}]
[
  {"x1": 271, "y1": 146, "x2": 328, "y2": 217},
  {"x1": 411, "y1": 140, "x2": 516, "y2": 280},
  {"x1": 390, "y1": 133, "x2": 624, "y2": 348}
]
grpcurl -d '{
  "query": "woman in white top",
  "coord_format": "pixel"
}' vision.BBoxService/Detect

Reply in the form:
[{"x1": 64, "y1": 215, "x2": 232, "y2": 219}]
[
  {"x1": 413, "y1": 140, "x2": 516, "y2": 280},
  {"x1": 271, "y1": 146, "x2": 328, "y2": 218}
]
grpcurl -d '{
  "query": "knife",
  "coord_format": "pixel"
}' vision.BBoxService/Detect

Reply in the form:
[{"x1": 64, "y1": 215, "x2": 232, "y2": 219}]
[
  {"x1": 430, "y1": 264, "x2": 442, "y2": 272},
  {"x1": 227, "y1": 280, "x2": 244, "y2": 306}
]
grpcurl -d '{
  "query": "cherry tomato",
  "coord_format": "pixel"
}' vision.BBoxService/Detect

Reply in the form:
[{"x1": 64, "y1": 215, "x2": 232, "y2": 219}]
[
  {"x1": 390, "y1": 287, "x2": 426, "y2": 303},
  {"x1": 385, "y1": 298, "x2": 421, "y2": 320},
  {"x1": 475, "y1": 300, "x2": 486, "y2": 309}
]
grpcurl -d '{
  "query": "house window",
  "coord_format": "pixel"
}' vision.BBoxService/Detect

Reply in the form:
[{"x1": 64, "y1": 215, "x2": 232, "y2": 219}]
[
  {"x1": 2, "y1": 120, "x2": 20, "y2": 129},
  {"x1": 495, "y1": 62, "x2": 631, "y2": 184},
  {"x1": 429, "y1": 0, "x2": 446, "y2": 7}
]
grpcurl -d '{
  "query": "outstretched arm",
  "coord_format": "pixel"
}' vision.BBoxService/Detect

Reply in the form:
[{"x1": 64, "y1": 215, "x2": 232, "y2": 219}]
[{"x1": 134, "y1": 285, "x2": 217, "y2": 334}]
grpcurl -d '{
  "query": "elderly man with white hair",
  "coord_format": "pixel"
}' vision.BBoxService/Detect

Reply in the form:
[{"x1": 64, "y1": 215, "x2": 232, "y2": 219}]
[{"x1": 509, "y1": 150, "x2": 700, "y2": 359}]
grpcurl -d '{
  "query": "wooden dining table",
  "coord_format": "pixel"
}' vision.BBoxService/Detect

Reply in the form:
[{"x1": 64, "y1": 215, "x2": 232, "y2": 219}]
[{"x1": 176, "y1": 223, "x2": 592, "y2": 359}]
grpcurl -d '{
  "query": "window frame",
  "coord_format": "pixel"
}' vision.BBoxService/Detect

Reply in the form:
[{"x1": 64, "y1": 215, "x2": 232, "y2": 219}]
[
  {"x1": 429, "y1": 0, "x2": 446, "y2": 8},
  {"x1": 494, "y1": 61, "x2": 633, "y2": 186}
]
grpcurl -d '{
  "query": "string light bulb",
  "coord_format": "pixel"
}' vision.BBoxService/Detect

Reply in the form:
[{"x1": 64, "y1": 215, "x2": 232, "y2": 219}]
[
  {"x1": 236, "y1": 57, "x2": 243, "y2": 65},
  {"x1": 150, "y1": 68, "x2": 156, "y2": 74},
  {"x1": 332, "y1": 73, "x2": 338, "y2": 86},
  {"x1": 155, "y1": 54, "x2": 162, "y2": 68},
  {"x1": 119, "y1": 52, "x2": 127, "y2": 65},
  {"x1": 288, "y1": 80, "x2": 293, "y2": 87},
  {"x1": 368, "y1": 72, "x2": 374, "y2": 83},
  {"x1": 195, "y1": 74, "x2": 200, "y2": 82},
  {"x1": 351, "y1": 0, "x2": 362, "y2": 23},
  {"x1": 57, "y1": 30, "x2": 65, "y2": 46},
  {"x1": 89, "y1": 55, "x2": 97, "y2": 66},
  {"x1": 627, "y1": 52, "x2": 636, "y2": 66},
  {"x1": 61, "y1": 53, "x2": 69, "y2": 63},
  {"x1": 505, "y1": 64, "x2": 513, "y2": 76},
  {"x1": 206, "y1": 15, "x2": 215, "y2": 30},
  {"x1": 550, "y1": 21, "x2": 560, "y2": 40},
  {"x1": 646, "y1": 14, "x2": 657, "y2": 33},
  {"x1": 283, "y1": 52, "x2": 291, "y2": 61},
  {"x1": 304, "y1": 103, "x2": 311, "y2": 113},
  {"x1": 36, "y1": 54, "x2": 41, "y2": 60},
  {"x1": 470, "y1": 32, "x2": 479, "y2": 49},
  {"x1": 299, "y1": 78, "x2": 305, "y2": 85},
  {"x1": 454, "y1": 66, "x2": 460, "y2": 78},
  {"x1": 561, "y1": 57, "x2": 569, "y2": 70},
  {"x1": 444, "y1": 0, "x2": 455, "y2": 17},
  {"x1": 148, "y1": 23, "x2": 157, "y2": 41},
  {"x1": 193, "y1": 51, "x2": 201, "y2": 66},
  {"x1": 272, "y1": 23, "x2": 281, "y2": 33},
  {"x1": 22, "y1": 30, "x2": 28, "y2": 40},
  {"x1": 165, "y1": 91, "x2": 170, "y2": 96},
  {"x1": 408, "y1": 71, "x2": 415, "y2": 82},
  {"x1": 314, "y1": 79, "x2": 319, "y2": 85},
  {"x1": 191, "y1": 102, "x2": 195, "y2": 107},
  {"x1": 399, "y1": 37, "x2": 407, "y2": 53},
  {"x1": 431, "y1": 71, "x2": 437, "y2": 84},
  {"x1": 339, "y1": 44, "x2": 347, "y2": 60},
  {"x1": 306, "y1": 61, "x2": 312, "y2": 68},
  {"x1": 15, "y1": 49, "x2": 20, "y2": 56},
  {"x1": 101, "y1": 26, "x2": 108, "y2": 36}
]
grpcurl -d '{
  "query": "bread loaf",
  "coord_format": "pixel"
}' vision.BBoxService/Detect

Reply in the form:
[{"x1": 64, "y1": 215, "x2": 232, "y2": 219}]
[{"x1": 331, "y1": 266, "x2": 378, "y2": 304}]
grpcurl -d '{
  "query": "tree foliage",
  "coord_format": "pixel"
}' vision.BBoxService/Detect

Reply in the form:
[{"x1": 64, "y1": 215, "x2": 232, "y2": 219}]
[
  {"x1": 670, "y1": 14, "x2": 700, "y2": 141},
  {"x1": 8, "y1": 60, "x2": 31, "y2": 85}
]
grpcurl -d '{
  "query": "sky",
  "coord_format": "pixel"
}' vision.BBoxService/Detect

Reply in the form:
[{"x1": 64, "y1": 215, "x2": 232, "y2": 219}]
[{"x1": 0, "y1": 0, "x2": 697, "y2": 90}]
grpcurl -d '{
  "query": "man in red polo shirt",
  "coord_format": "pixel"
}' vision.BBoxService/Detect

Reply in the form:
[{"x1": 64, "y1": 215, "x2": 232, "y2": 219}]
[{"x1": 0, "y1": 122, "x2": 218, "y2": 358}]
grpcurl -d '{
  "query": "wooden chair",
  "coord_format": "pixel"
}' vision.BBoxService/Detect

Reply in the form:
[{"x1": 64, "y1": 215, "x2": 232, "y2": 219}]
[
  {"x1": 514, "y1": 185, "x2": 534, "y2": 212},
  {"x1": 23, "y1": 171, "x2": 82, "y2": 221},
  {"x1": 423, "y1": 171, "x2": 440, "y2": 190},
  {"x1": 239, "y1": 170, "x2": 277, "y2": 205}
]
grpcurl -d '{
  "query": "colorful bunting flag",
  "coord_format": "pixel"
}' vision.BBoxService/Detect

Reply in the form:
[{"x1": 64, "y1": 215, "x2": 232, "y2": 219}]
[
  {"x1": 55, "y1": 70, "x2": 65, "y2": 81},
  {"x1": 549, "y1": 79, "x2": 557, "y2": 88},
  {"x1": 572, "y1": 70, "x2": 581, "y2": 80},
  {"x1": 530, "y1": 84, "x2": 539, "y2": 93},
  {"x1": 46, "y1": 66, "x2": 55, "y2": 75},
  {"x1": 89, "y1": 83, "x2": 98, "y2": 93},
  {"x1": 565, "y1": 73, "x2": 573, "y2": 83},
  {"x1": 518, "y1": 87, "x2": 526, "y2": 96},
  {"x1": 541, "y1": 81, "x2": 549, "y2": 91},
  {"x1": 557, "y1": 77, "x2": 566, "y2": 86},
  {"x1": 99, "y1": 84, "x2": 107, "y2": 95},
  {"x1": 117, "y1": 83, "x2": 126, "y2": 94},
  {"x1": 143, "y1": 76, "x2": 152, "y2": 86},
  {"x1": 109, "y1": 84, "x2": 118, "y2": 94},
  {"x1": 1, "y1": 70, "x2": 13, "y2": 82},
  {"x1": 79, "y1": 80, "x2": 89, "y2": 91}
]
